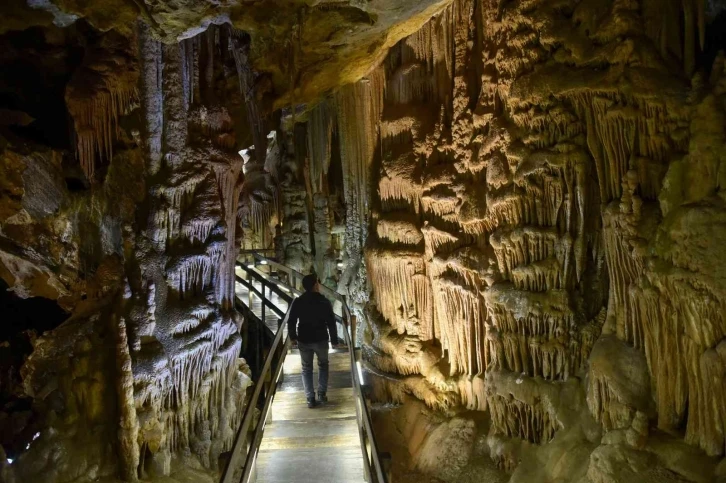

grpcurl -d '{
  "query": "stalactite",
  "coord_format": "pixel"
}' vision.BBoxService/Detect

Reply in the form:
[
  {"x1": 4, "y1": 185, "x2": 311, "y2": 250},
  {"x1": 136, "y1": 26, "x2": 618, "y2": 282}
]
[
  {"x1": 64, "y1": 29, "x2": 141, "y2": 182},
  {"x1": 457, "y1": 375, "x2": 487, "y2": 411},
  {"x1": 386, "y1": 64, "x2": 432, "y2": 105},
  {"x1": 366, "y1": 249, "x2": 434, "y2": 340},
  {"x1": 306, "y1": 99, "x2": 335, "y2": 193},
  {"x1": 432, "y1": 279, "x2": 485, "y2": 376},
  {"x1": 379, "y1": 160, "x2": 422, "y2": 212},
  {"x1": 336, "y1": 66, "x2": 386, "y2": 230},
  {"x1": 367, "y1": 370, "x2": 460, "y2": 412},
  {"x1": 376, "y1": 219, "x2": 424, "y2": 246},
  {"x1": 68, "y1": 85, "x2": 138, "y2": 181},
  {"x1": 421, "y1": 225, "x2": 459, "y2": 257},
  {"x1": 181, "y1": 37, "x2": 196, "y2": 108},
  {"x1": 626, "y1": 274, "x2": 726, "y2": 456},
  {"x1": 602, "y1": 205, "x2": 647, "y2": 347},
  {"x1": 642, "y1": 0, "x2": 707, "y2": 76},
  {"x1": 570, "y1": 92, "x2": 681, "y2": 204},
  {"x1": 483, "y1": 283, "x2": 579, "y2": 381},
  {"x1": 420, "y1": 195, "x2": 460, "y2": 218},
  {"x1": 488, "y1": 394, "x2": 557, "y2": 444},
  {"x1": 388, "y1": 1, "x2": 455, "y2": 108},
  {"x1": 490, "y1": 227, "x2": 571, "y2": 288},
  {"x1": 183, "y1": 219, "x2": 217, "y2": 244}
]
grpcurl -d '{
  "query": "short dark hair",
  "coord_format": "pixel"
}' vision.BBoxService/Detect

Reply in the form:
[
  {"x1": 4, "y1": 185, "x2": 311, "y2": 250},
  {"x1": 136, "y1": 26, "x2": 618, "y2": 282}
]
[{"x1": 302, "y1": 274, "x2": 319, "y2": 292}]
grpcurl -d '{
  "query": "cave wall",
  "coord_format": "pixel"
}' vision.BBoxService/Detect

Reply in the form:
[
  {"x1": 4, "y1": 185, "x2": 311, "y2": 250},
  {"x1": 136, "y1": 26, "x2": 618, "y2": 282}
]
[
  {"x1": 0, "y1": 21, "x2": 265, "y2": 483},
  {"x1": 296, "y1": 0, "x2": 726, "y2": 481},
  {"x1": 126, "y1": 25, "x2": 250, "y2": 480}
]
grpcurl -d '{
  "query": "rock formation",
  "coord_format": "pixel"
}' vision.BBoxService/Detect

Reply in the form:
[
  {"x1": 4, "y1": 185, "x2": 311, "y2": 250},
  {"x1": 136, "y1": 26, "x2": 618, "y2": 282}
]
[
  {"x1": 289, "y1": 0, "x2": 726, "y2": 481},
  {"x1": 0, "y1": 19, "x2": 260, "y2": 483},
  {"x1": 2, "y1": 0, "x2": 726, "y2": 482}
]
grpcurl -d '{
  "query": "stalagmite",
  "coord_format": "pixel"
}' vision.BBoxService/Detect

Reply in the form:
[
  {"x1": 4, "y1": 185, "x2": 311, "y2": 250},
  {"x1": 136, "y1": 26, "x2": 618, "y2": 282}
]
[{"x1": 114, "y1": 313, "x2": 139, "y2": 482}]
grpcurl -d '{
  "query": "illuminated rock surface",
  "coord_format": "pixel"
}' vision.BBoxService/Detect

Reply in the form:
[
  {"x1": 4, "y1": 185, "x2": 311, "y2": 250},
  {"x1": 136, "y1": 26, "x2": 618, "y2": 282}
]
[{"x1": 1, "y1": 0, "x2": 726, "y2": 482}]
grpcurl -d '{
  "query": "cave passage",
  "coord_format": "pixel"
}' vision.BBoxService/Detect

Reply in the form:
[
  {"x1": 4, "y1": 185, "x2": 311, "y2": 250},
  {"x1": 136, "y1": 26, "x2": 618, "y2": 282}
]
[{"x1": 2, "y1": 0, "x2": 726, "y2": 482}]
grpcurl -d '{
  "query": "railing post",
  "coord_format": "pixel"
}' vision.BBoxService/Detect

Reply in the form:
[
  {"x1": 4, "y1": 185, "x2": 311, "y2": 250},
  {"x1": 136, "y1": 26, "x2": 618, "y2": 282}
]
[
  {"x1": 257, "y1": 320, "x2": 263, "y2": 380},
  {"x1": 261, "y1": 281, "x2": 266, "y2": 328},
  {"x1": 350, "y1": 314, "x2": 357, "y2": 349},
  {"x1": 381, "y1": 453, "x2": 392, "y2": 483},
  {"x1": 247, "y1": 266, "x2": 253, "y2": 309}
]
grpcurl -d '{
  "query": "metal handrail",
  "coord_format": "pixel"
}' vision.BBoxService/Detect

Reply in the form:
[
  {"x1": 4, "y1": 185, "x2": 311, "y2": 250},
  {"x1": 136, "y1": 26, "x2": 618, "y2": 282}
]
[
  {"x1": 223, "y1": 253, "x2": 389, "y2": 483},
  {"x1": 221, "y1": 262, "x2": 290, "y2": 483},
  {"x1": 236, "y1": 274, "x2": 286, "y2": 318},
  {"x1": 220, "y1": 334, "x2": 283, "y2": 482}
]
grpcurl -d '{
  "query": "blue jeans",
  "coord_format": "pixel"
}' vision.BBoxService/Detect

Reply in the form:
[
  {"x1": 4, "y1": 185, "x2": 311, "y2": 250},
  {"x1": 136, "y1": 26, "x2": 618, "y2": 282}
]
[{"x1": 298, "y1": 341, "x2": 329, "y2": 399}]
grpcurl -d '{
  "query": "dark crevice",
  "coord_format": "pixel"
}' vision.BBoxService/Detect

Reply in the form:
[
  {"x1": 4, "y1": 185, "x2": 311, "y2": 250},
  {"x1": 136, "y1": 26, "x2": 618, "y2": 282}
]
[
  {"x1": 700, "y1": 9, "x2": 726, "y2": 74},
  {"x1": 0, "y1": 278, "x2": 69, "y2": 460}
]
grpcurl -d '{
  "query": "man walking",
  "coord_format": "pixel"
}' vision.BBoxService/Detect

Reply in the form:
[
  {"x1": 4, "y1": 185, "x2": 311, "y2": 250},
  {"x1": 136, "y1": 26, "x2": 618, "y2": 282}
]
[{"x1": 284, "y1": 274, "x2": 340, "y2": 408}]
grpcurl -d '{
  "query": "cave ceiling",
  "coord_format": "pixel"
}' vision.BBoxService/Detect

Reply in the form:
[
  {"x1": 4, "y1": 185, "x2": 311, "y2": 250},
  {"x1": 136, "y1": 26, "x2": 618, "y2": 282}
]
[{"x1": 4, "y1": 0, "x2": 454, "y2": 109}]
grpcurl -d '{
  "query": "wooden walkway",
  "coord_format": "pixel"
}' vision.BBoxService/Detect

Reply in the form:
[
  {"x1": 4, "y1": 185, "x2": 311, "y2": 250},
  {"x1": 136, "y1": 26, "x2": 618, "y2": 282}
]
[{"x1": 234, "y1": 268, "x2": 365, "y2": 483}]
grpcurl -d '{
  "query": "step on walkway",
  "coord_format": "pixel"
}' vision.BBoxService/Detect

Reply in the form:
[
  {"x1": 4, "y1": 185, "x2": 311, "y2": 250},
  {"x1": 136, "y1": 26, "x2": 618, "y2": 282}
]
[{"x1": 255, "y1": 350, "x2": 366, "y2": 483}]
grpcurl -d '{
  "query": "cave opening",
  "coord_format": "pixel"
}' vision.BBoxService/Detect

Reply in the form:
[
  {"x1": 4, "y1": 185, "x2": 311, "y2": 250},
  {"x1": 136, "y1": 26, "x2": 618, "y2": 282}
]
[{"x1": 0, "y1": 278, "x2": 69, "y2": 462}]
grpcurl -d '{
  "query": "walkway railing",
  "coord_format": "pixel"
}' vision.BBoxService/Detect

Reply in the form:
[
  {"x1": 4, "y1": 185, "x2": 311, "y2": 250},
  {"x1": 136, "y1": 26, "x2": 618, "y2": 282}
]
[{"x1": 221, "y1": 252, "x2": 390, "y2": 483}]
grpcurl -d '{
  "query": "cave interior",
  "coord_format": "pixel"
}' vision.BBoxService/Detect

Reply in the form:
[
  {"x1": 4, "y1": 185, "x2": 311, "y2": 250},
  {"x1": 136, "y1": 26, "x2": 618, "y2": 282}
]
[{"x1": 2, "y1": 0, "x2": 726, "y2": 482}]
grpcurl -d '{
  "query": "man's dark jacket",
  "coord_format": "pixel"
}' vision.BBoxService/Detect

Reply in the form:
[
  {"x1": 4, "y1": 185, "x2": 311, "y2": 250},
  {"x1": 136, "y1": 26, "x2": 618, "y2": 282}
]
[{"x1": 285, "y1": 291, "x2": 338, "y2": 344}]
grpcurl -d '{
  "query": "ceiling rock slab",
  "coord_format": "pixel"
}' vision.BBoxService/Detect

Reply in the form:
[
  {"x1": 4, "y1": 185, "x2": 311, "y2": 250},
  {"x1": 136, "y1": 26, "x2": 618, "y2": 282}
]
[{"x1": 27, "y1": 0, "x2": 453, "y2": 107}]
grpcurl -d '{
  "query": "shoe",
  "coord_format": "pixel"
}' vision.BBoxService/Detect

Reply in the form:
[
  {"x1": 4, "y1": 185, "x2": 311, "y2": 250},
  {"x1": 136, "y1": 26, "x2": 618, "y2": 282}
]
[
  {"x1": 307, "y1": 397, "x2": 318, "y2": 408},
  {"x1": 318, "y1": 392, "x2": 328, "y2": 403}
]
